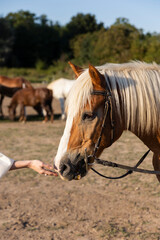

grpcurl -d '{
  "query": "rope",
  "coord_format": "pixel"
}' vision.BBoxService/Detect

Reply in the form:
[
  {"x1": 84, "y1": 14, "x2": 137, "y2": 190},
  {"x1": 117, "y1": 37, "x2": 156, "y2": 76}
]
[
  {"x1": 91, "y1": 149, "x2": 160, "y2": 179},
  {"x1": 91, "y1": 167, "x2": 132, "y2": 179}
]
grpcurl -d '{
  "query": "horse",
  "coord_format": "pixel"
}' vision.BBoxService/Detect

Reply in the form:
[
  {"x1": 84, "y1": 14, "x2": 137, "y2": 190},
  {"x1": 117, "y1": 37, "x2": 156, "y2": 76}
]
[
  {"x1": 0, "y1": 76, "x2": 33, "y2": 117},
  {"x1": 53, "y1": 61, "x2": 160, "y2": 183},
  {"x1": 8, "y1": 88, "x2": 54, "y2": 122},
  {"x1": 47, "y1": 78, "x2": 75, "y2": 120}
]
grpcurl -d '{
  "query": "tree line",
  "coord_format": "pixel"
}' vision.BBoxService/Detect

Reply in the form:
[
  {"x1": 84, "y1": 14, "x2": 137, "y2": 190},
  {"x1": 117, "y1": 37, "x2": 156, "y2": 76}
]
[{"x1": 0, "y1": 10, "x2": 160, "y2": 68}]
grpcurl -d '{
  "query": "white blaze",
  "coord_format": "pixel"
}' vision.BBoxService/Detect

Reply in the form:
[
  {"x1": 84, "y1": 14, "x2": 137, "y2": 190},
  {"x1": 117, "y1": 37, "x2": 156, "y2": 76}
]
[{"x1": 54, "y1": 115, "x2": 73, "y2": 170}]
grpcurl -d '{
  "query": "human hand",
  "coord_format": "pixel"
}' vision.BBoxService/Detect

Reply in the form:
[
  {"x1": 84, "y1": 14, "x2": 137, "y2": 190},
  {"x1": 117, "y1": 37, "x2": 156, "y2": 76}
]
[{"x1": 28, "y1": 160, "x2": 58, "y2": 176}]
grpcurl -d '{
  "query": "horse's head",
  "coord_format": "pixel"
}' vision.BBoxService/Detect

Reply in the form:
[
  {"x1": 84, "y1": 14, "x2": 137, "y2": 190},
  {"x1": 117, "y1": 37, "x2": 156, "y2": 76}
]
[{"x1": 54, "y1": 63, "x2": 123, "y2": 181}]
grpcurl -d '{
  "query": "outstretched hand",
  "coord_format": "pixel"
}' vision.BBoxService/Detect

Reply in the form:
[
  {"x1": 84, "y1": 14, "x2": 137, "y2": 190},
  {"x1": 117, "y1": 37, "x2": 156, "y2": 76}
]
[{"x1": 28, "y1": 160, "x2": 58, "y2": 176}]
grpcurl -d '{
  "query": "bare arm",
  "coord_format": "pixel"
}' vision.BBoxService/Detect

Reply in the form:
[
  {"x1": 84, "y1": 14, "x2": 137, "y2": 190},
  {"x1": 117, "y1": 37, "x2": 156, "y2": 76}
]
[{"x1": 10, "y1": 160, "x2": 58, "y2": 176}]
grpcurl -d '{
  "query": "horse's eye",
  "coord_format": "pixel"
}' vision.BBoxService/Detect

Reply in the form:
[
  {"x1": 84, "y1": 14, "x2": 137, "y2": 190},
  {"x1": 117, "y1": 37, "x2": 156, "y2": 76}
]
[{"x1": 82, "y1": 112, "x2": 96, "y2": 121}]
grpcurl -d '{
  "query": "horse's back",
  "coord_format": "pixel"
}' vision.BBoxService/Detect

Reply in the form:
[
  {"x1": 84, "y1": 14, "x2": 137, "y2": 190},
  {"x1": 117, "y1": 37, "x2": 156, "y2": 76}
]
[
  {"x1": 0, "y1": 75, "x2": 32, "y2": 88},
  {"x1": 13, "y1": 87, "x2": 34, "y2": 98},
  {"x1": 31, "y1": 88, "x2": 53, "y2": 106},
  {"x1": 47, "y1": 78, "x2": 75, "y2": 98},
  {"x1": 35, "y1": 88, "x2": 52, "y2": 98}
]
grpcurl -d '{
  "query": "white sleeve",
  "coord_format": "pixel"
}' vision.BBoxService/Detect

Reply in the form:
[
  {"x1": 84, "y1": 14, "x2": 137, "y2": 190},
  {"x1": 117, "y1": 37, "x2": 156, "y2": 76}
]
[{"x1": 0, "y1": 153, "x2": 14, "y2": 179}]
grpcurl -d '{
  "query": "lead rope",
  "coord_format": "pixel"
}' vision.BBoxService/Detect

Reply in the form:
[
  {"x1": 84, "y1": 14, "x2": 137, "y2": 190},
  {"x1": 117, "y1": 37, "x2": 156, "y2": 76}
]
[{"x1": 91, "y1": 149, "x2": 151, "y2": 180}]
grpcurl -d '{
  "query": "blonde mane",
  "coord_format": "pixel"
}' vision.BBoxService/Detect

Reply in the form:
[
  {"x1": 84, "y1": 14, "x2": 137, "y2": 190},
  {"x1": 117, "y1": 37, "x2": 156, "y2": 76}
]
[{"x1": 66, "y1": 61, "x2": 160, "y2": 134}]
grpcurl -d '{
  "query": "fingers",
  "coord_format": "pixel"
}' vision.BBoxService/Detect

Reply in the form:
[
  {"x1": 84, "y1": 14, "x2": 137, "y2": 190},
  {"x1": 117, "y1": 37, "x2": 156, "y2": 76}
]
[
  {"x1": 42, "y1": 163, "x2": 58, "y2": 176},
  {"x1": 43, "y1": 170, "x2": 58, "y2": 176},
  {"x1": 42, "y1": 168, "x2": 58, "y2": 176},
  {"x1": 42, "y1": 163, "x2": 53, "y2": 170},
  {"x1": 33, "y1": 161, "x2": 58, "y2": 176}
]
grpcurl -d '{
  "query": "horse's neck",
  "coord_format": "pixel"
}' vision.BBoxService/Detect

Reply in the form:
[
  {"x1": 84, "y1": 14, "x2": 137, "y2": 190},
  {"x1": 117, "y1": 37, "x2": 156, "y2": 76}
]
[
  {"x1": 119, "y1": 105, "x2": 159, "y2": 152},
  {"x1": 23, "y1": 80, "x2": 33, "y2": 89}
]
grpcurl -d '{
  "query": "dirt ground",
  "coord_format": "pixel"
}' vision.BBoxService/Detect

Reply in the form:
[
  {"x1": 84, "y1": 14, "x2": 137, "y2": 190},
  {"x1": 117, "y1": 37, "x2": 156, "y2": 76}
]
[{"x1": 0, "y1": 95, "x2": 160, "y2": 240}]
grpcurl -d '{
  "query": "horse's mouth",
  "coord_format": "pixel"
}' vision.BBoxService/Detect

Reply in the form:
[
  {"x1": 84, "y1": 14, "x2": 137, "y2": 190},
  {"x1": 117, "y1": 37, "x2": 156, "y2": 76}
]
[{"x1": 58, "y1": 155, "x2": 88, "y2": 181}]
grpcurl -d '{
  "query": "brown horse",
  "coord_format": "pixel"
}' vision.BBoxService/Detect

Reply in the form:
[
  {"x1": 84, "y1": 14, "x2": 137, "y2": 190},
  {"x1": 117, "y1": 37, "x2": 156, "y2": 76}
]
[
  {"x1": 0, "y1": 76, "x2": 33, "y2": 117},
  {"x1": 54, "y1": 61, "x2": 160, "y2": 183},
  {"x1": 8, "y1": 88, "x2": 54, "y2": 122}
]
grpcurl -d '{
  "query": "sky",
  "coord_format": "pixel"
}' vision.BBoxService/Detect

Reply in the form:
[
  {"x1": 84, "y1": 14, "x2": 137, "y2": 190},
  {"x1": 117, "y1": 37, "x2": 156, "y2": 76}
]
[{"x1": 0, "y1": 0, "x2": 160, "y2": 33}]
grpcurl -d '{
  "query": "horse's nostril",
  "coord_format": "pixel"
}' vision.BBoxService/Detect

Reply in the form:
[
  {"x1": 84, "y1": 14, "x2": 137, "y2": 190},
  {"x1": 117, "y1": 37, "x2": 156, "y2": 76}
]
[
  {"x1": 60, "y1": 163, "x2": 71, "y2": 177},
  {"x1": 59, "y1": 156, "x2": 88, "y2": 181},
  {"x1": 61, "y1": 164, "x2": 67, "y2": 173}
]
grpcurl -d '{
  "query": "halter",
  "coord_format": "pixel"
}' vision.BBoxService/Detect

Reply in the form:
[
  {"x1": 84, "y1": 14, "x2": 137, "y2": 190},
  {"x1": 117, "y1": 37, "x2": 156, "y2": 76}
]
[
  {"x1": 84, "y1": 87, "x2": 160, "y2": 180},
  {"x1": 85, "y1": 86, "x2": 114, "y2": 162},
  {"x1": 90, "y1": 88, "x2": 114, "y2": 154}
]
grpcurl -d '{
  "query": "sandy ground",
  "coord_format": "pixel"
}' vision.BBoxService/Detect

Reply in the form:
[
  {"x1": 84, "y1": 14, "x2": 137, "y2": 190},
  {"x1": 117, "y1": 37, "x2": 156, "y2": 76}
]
[{"x1": 0, "y1": 94, "x2": 160, "y2": 240}]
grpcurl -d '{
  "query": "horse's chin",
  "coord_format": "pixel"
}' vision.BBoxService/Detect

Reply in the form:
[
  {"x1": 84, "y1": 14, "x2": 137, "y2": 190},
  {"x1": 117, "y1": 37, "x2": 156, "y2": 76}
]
[{"x1": 59, "y1": 172, "x2": 87, "y2": 181}]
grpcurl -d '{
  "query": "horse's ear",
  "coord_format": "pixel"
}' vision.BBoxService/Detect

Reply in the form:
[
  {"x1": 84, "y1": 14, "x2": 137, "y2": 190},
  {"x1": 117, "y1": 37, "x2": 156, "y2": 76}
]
[
  {"x1": 89, "y1": 64, "x2": 106, "y2": 90},
  {"x1": 68, "y1": 61, "x2": 83, "y2": 79}
]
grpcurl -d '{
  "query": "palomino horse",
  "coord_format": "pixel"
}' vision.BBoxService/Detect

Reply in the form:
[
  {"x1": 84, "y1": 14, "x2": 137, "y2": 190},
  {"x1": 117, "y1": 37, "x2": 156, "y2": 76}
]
[
  {"x1": 0, "y1": 76, "x2": 33, "y2": 117},
  {"x1": 8, "y1": 88, "x2": 54, "y2": 122},
  {"x1": 47, "y1": 78, "x2": 75, "y2": 120},
  {"x1": 54, "y1": 61, "x2": 160, "y2": 182}
]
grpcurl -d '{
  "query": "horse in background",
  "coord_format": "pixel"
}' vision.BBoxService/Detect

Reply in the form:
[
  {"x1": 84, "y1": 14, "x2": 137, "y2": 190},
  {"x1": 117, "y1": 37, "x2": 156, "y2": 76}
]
[
  {"x1": 54, "y1": 61, "x2": 160, "y2": 183},
  {"x1": 8, "y1": 88, "x2": 54, "y2": 123},
  {"x1": 47, "y1": 78, "x2": 75, "y2": 120},
  {"x1": 0, "y1": 76, "x2": 33, "y2": 117}
]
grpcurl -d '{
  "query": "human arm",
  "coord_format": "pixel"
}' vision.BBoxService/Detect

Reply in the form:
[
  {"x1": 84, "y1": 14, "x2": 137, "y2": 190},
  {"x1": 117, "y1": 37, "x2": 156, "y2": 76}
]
[
  {"x1": 0, "y1": 152, "x2": 58, "y2": 178},
  {"x1": 10, "y1": 159, "x2": 58, "y2": 176}
]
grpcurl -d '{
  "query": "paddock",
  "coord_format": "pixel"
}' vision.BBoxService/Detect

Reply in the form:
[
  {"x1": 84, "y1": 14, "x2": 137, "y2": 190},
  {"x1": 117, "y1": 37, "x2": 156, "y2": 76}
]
[{"x1": 0, "y1": 94, "x2": 160, "y2": 240}]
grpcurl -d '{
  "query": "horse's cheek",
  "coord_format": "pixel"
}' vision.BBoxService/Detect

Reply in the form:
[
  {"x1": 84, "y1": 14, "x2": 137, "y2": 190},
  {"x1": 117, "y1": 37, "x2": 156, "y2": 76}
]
[{"x1": 81, "y1": 119, "x2": 98, "y2": 141}]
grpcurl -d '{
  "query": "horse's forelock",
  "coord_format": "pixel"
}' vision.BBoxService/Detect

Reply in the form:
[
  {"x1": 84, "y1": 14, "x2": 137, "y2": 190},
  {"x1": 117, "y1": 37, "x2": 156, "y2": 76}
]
[{"x1": 66, "y1": 70, "x2": 93, "y2": 117}]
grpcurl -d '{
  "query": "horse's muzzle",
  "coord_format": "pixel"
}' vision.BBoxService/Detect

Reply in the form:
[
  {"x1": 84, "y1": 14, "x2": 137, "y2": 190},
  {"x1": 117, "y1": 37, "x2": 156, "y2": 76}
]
[{"x1": 59, "y1": 154, "x2": 87, "y2": 181}]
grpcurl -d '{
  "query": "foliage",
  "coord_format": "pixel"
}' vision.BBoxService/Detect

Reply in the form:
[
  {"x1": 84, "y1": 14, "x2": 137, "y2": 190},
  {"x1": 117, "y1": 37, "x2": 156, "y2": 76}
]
[
  {"x1": 0, "y1": 17, "x2": 14, "y2": 66},
  {"x1": 65, "y1": 13, "x2": 104, "y2": 38},
  {"x1": 0, "y1": 11, "x2": 160, "y2": 75},
  {"x1": 143, "y1": 34, "x2": 160, "y2": 63},
  {"x1": 35, "y1": 59, "x2": 47, "y2": 70},
  {"x1": 71, "y1": 18, "x2": 151, "y2": 65},
  {"x1": 4, "y1": 11, "x2": 61, "y2": 67}
]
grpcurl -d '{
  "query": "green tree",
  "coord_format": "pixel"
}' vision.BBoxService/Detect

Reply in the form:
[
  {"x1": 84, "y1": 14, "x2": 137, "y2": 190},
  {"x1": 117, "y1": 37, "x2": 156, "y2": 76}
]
[
  {"x1": 130, "y1": 30, "x2": 147, "y2": 60},
  {"x1": 1, "y1": 12, "x2": 160, "y2": 68},
  {"x1": 6, "y1": 10, "x2": 36, "y2": 28},
  {"x1": 70, "y1": 31, "x2": 100, "y2": 65},
  {"x1": 99, "y1": 18, "x2": 139, "y2": 63},
  {"x1": 71, "y1": 18, "x2": 143, "y2": 65},
  {"x1": 66, "y1": 13, "x2": 104, "y2": 37},
  {"x1": 5, "y1": 11, "x2": 37, "y2": 66},
  {"x1": 61, "y1": 13, "x2": 104, "y2": 58},
  {"x1": 5, "y1": 11, "x2": 61, "y2": 67},
  {"x1": 143, "y1": 34, "x2": 160, "y2": 63},
  {"x1": 0, "y1": 18, "x2": 14, "y2": 66}
]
